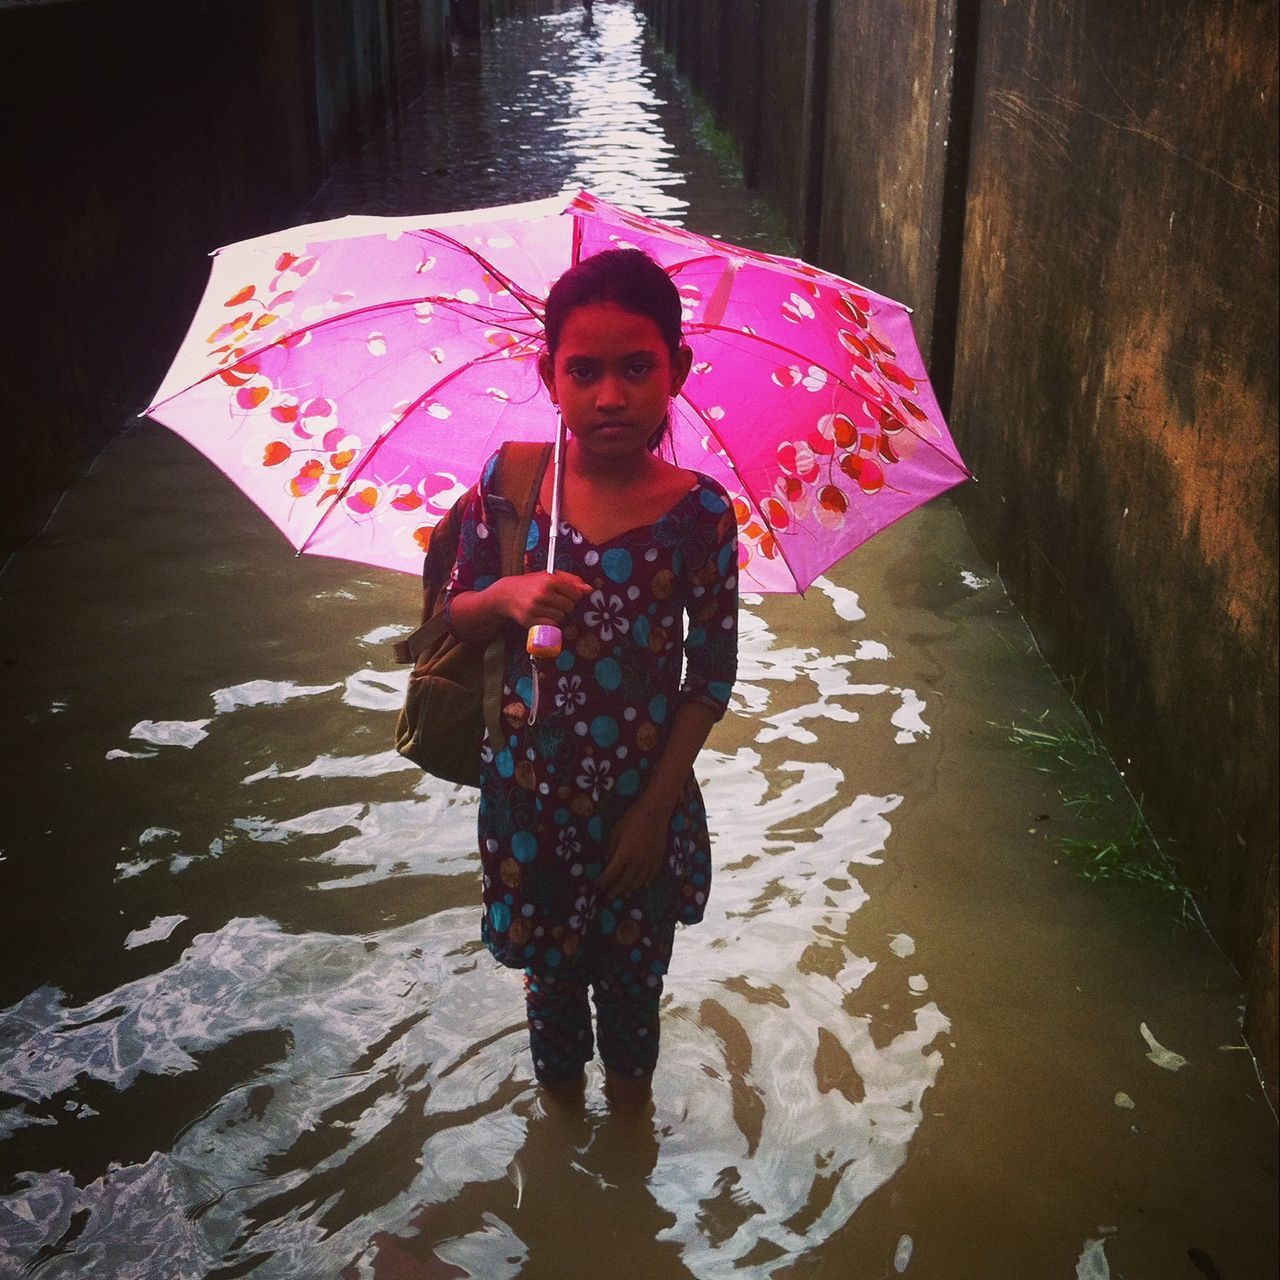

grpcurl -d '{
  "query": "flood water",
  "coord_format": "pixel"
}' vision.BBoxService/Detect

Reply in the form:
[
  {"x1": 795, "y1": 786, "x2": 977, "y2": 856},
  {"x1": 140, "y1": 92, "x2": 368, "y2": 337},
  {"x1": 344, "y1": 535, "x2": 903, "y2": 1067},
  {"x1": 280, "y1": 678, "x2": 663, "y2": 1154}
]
[{"x1": 1, "y1": 5, "x2": 1276, "y2": 1279}]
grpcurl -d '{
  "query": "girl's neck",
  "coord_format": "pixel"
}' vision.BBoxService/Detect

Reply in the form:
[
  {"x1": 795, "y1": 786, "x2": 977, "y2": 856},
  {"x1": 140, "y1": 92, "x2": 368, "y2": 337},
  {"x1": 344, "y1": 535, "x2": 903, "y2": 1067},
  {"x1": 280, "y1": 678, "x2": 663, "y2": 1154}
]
[{"x1": 565, "y1": 440, "x2": 664, "y2": 487}]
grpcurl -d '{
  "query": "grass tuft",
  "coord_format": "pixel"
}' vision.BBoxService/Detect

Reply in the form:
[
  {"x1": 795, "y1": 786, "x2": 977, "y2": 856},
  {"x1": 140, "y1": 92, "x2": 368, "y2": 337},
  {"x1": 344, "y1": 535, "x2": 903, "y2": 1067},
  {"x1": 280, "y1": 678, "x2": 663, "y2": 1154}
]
[{"x1": 1002, "y1": 711, "x2": 1196, "y2": 924}]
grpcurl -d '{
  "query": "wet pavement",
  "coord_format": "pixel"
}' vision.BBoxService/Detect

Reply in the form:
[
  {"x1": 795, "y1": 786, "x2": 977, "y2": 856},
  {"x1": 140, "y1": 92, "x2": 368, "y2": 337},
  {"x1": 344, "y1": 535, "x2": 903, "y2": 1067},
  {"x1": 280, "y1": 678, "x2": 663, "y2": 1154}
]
[{"x1": 1, "y1": 4, "x2": 1276, "y2": 1278}]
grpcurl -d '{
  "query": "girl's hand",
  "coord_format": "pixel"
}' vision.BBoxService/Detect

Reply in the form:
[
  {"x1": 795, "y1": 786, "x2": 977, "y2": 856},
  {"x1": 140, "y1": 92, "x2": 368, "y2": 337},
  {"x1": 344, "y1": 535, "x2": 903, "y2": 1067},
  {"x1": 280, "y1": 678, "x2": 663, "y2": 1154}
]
[
  {"x1": 596, "y1": 799, "x2": 671, "y2": 900},
  {"x1": 498, "y1": 571, "x2": 591, "y2": 628}
]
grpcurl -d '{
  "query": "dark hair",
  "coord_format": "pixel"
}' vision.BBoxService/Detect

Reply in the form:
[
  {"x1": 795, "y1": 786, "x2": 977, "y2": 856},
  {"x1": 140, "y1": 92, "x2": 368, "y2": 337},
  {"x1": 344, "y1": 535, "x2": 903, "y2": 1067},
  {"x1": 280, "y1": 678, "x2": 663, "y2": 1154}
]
[
  {"x1": 543, "y1": 248, "x2": 683, "y2": 358},
  {"x1": 543, "y1": 248, "x2": 684, "y2": 452}
]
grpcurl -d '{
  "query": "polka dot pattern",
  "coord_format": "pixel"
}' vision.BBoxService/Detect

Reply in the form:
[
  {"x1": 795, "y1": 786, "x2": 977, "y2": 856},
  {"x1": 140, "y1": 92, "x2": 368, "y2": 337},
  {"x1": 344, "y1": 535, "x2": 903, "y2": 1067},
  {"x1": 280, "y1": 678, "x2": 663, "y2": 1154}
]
[{"x1": 447, "y1": 457, "x2": 738, "y2": 979}]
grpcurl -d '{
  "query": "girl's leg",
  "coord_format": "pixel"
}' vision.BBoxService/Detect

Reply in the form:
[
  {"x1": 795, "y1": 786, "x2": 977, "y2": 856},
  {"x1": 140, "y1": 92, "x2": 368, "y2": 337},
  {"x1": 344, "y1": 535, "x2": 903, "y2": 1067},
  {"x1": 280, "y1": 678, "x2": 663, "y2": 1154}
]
[
  {"x1": 589, "y1": 895, "x2": 676, "y2": 1106},
  {"x1": 591, "y1": 960, "x2": 663, "y2": 1106},
  {"x1": 523, "y1": 967, "x2": 593, "y2": 1093}
]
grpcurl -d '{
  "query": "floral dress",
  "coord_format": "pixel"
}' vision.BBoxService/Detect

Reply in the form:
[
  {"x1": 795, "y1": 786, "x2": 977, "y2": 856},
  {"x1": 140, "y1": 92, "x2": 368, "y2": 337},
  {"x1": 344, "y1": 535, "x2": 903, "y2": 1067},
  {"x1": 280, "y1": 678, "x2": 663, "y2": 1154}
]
[{"x1": 445, "y1": 451, "x2": 738, "y2": 981}]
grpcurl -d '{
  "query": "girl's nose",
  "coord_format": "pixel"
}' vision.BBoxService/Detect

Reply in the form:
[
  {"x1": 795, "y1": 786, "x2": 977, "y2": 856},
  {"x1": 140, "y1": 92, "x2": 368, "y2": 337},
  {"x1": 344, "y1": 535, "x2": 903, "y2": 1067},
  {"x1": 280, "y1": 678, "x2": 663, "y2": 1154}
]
[{"x1": 595, "y1": 375, "x2": 626, "y2": 410}]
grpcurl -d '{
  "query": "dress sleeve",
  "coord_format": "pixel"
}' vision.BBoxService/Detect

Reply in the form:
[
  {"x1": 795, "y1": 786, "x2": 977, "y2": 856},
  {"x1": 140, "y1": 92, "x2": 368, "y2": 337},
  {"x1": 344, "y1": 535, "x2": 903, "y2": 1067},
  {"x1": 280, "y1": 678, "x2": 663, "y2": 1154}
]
[
  {"x1": 443, "y1": 451, "x2": 504, "y2": 625},
  {"x1": 677, "y1": 479, "x2": 739, "y2": 720}
]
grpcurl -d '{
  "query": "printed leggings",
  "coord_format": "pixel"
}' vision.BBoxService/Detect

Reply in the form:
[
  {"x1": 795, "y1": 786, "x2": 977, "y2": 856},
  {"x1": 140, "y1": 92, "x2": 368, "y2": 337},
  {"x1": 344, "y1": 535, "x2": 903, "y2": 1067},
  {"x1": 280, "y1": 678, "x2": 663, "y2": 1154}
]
[{"x1": 523, "y1": 942, "x2": 664, "y2": 1081}]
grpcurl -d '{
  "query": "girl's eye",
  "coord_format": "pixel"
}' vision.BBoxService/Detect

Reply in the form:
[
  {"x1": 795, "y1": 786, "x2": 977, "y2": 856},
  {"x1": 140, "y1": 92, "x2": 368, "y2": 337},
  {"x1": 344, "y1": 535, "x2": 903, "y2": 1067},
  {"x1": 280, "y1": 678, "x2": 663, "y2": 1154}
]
[
  {"x1": 567, "y1": 365, "x2": 597, "y2": 382},
  {"x1": 627, "y1": 361, "x2": 656, "y2": 378}
]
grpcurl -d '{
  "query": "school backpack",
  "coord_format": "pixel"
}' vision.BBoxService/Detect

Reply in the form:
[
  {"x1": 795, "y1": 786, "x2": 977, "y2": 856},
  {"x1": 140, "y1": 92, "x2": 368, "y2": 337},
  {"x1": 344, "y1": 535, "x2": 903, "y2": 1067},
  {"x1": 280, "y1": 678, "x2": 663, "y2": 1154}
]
[{"x1": 392, "y1": 442, "x2": 552, "y2": 786}]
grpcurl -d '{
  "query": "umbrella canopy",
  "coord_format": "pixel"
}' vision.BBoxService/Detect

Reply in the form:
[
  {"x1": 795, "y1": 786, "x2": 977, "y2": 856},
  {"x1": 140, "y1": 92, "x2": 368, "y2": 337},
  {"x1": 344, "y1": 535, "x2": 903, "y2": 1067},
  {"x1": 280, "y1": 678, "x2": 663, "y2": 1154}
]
[{"x1": 148, "y1": 191, "x2": 968, "y2": 593}]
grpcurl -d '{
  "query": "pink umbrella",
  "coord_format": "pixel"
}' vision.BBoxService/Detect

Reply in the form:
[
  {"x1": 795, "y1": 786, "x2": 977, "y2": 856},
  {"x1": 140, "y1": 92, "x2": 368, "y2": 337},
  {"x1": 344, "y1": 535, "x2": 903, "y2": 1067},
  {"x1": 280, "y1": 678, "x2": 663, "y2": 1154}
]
[{"x1": 147, "y1": 191, "x2": 968, "y2": 593}]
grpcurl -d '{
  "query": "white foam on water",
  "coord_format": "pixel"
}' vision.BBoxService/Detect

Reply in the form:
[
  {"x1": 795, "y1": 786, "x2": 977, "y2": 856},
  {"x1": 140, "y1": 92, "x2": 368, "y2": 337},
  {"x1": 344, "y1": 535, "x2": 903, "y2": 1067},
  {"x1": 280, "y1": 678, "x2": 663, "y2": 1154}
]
[
  {"x1": 853, "y1": 640, "x2": 891, "y2": 660},
  {"x1": 232, "y1": 795, "x2": 479, "y2": 889},
  {"x1": 735, "y1": 609, "x2": 929, "y2": 749},
  {"x1": 637, "y1": 749, "x2": 944, "y2": 1275},
  {"x1": 124, "y1": 916, "x2": 188, "y2": 950},
  {"x1": 810, "y1": 575, "x2": 866, "y2": 621},
  {"x1": 0, "y1": 734, "x2": 943, "y2": 1278},
  {"x1": 243, "y1": 750, "x2": 419, "y2": 783},
  {"x1": 343, "y1": 668, "x2": 409, "y2": 711},
  {"x1": 233, "y1": 805, "x2": 366, "y2": 844},
  {"x1": 757, "y1": 698, "x2": 861, "y2": 745},
  {"x1": 210, "y1": 679, "x2": 340, "y2": 714},
  {"x1": 359, "y1": 624, "x2": 412, "y2": 645},
  {"x1": 891, "y1": 690, "x2": 930, "y2": 743},
  {"x1": 960, "y1": 570, "x2": 993, "y2": 590},
  {"x1": 127, "y1": 719, "x2": 212, "y2": 749},
  {"x1": 114, "y1": 857, "x2": 162, "y2": 880},
  {"x1": 0, "y1": 1155, "x2": 221, "y2": 1279}
]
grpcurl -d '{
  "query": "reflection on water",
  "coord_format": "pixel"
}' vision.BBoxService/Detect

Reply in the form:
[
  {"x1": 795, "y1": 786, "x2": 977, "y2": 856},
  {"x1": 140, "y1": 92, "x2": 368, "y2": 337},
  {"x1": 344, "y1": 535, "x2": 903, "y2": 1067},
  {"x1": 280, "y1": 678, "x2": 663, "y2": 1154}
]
[
  {"x1": 1, "y1": 593, "x2": 944, "y2": 1278},
  {"x1": 0, "y1": 6, "x2": 947, "y2": 1277},
  {"x1": 309, "y1": 3, "x2": 698, "y2": 227}
]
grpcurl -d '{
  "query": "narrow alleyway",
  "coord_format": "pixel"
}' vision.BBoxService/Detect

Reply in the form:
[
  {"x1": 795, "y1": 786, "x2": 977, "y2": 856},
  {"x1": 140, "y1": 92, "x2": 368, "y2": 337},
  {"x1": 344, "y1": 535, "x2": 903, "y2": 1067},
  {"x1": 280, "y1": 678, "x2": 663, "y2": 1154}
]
[{"x1": 0, "y1": 5, "x2": 1275, "y2": 1278}]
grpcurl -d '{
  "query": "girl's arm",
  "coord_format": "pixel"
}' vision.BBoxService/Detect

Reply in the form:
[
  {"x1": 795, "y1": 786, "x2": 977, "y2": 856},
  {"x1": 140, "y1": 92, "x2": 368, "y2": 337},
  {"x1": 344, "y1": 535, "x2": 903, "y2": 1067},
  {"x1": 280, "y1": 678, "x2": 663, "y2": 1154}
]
[
  {"x1": 596, "y1": 700, "x2": 719, "y2": 899},
  {"x1": 441, "y1": 456, "x2": 589, "y2": 643},
  {"x1": 449, "y1": 572, "x2": 590, "y2": 642},
  {"x1": 597, "y1": 484, "x2": 739, "y2": 900}
]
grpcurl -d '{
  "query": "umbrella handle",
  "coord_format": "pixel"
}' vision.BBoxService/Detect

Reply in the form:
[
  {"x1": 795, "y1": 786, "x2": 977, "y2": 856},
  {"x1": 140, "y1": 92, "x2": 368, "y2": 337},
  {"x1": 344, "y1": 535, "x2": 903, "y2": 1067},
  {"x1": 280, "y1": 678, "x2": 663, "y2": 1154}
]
[
  {"x1": 526, "y1": 415, "x2": 567, "y2": 716},
  {"x1": 527, "y1": 624, "x2": 562, "y2": 658},
  {"x1": 526, "y1": 415, "x2": 566, "y2": 661}
]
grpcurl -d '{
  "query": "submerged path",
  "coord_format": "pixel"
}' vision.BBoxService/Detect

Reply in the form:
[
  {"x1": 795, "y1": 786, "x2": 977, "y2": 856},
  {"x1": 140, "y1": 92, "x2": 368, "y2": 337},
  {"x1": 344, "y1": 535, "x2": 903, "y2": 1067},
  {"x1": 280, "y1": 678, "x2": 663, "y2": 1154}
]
[{"x1": 0, "y1": 5, "x2": 1275, "y2": 1278}]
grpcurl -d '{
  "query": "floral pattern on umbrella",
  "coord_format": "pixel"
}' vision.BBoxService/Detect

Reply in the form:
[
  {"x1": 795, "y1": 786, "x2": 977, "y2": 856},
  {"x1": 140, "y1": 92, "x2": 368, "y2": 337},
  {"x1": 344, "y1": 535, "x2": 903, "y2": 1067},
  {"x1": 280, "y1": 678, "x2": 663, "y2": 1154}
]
[{"x1": 148, "y1": 192, "x2": 967, "y2": 592}]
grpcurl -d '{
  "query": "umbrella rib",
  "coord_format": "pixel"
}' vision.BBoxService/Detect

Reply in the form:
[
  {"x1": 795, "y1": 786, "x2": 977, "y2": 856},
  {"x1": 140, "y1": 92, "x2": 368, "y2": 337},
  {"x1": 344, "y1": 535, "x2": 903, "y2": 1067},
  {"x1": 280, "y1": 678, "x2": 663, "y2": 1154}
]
[
  {"x1": 684, "y1": 321, "x2": 970, "y2": 477},
  {"x1": 674, "y1": 386, "x2": 807, "y2": 595},
  {"x1": 149, "y1": 295, "x2": 543, "y2": 414},
  {"x1": 408, "y1": 228, "x2": 546, "y2": 318},
  {"x1": 295, "y1": 344, "x2": 519, "y2": 557}
]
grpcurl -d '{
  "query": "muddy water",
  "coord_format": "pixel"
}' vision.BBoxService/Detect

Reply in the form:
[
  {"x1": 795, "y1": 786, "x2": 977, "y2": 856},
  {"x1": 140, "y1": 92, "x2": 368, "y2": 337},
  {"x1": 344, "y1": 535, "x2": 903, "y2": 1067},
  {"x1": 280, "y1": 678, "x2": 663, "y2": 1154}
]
[{"x1": 1, "y1": 5, "x2": 1276, "y2": 1279}]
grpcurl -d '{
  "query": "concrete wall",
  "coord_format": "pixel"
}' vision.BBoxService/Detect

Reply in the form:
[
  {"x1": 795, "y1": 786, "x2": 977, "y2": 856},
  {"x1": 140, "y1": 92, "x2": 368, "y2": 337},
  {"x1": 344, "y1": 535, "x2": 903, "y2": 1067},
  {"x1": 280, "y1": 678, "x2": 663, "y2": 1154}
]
[
  {"x1": 638, "y1": 0, "x2": 1279, "y2": 1106},
  {"x1": 750, "y1": 3, "x2": 812, "y2": 235},
  {"x1": 0, "y1": 0, "x2": 455, "y2": 561},
  {"x1": 649, "y1": 0, "x2": 765, "y2": 182},
  {"x1": 952, "y1": 0, "x2": 1278, "y2": 1098},
  {"x1": 815, "y1": 0, "x2": 958, "y2": 360}
]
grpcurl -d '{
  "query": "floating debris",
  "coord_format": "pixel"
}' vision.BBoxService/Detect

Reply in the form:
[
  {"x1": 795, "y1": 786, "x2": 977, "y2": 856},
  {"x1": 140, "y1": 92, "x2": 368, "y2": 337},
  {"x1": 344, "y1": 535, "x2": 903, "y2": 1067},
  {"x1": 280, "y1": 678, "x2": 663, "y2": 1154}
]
[
  {"x1": 894, "y1": 1233, "x2": 914, "y2": 1272},
  {"x1": 1139, "y1": 1023, "x2": 1188, "y2": 1071}
]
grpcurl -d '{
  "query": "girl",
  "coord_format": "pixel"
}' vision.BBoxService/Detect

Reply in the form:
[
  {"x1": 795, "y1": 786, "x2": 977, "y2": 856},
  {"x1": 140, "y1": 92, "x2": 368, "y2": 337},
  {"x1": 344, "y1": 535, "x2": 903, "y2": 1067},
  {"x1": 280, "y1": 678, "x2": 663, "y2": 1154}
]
[{"x1": 445, "y1": 248, "x2": 738, "y2": 1104}]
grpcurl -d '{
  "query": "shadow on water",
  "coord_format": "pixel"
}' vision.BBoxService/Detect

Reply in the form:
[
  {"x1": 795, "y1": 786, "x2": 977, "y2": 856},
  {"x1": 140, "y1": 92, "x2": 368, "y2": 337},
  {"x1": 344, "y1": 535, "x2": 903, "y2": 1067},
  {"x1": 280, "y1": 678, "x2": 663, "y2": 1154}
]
[{"x1": 1, "y1": 5, "x2": 1276, "y2": 1280}]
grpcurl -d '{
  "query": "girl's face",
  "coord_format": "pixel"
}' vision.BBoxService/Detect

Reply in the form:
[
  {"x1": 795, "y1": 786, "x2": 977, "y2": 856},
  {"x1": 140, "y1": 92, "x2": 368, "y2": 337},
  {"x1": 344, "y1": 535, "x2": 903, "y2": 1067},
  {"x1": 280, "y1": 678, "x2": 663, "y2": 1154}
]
[{"x1": 538, "y1": 302, "x2": 692, "y2": 459}]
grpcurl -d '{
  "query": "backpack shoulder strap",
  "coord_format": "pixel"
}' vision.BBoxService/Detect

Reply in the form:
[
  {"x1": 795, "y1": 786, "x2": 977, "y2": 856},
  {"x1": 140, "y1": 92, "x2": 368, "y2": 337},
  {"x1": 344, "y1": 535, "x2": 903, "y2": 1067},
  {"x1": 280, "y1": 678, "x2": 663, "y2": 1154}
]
[
  {"x1": 483, "y1": 441, "x2": 553, "y2": 751},
  {"x1": 491, "y1": 441, "x2": 553, "y2": 578}
]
